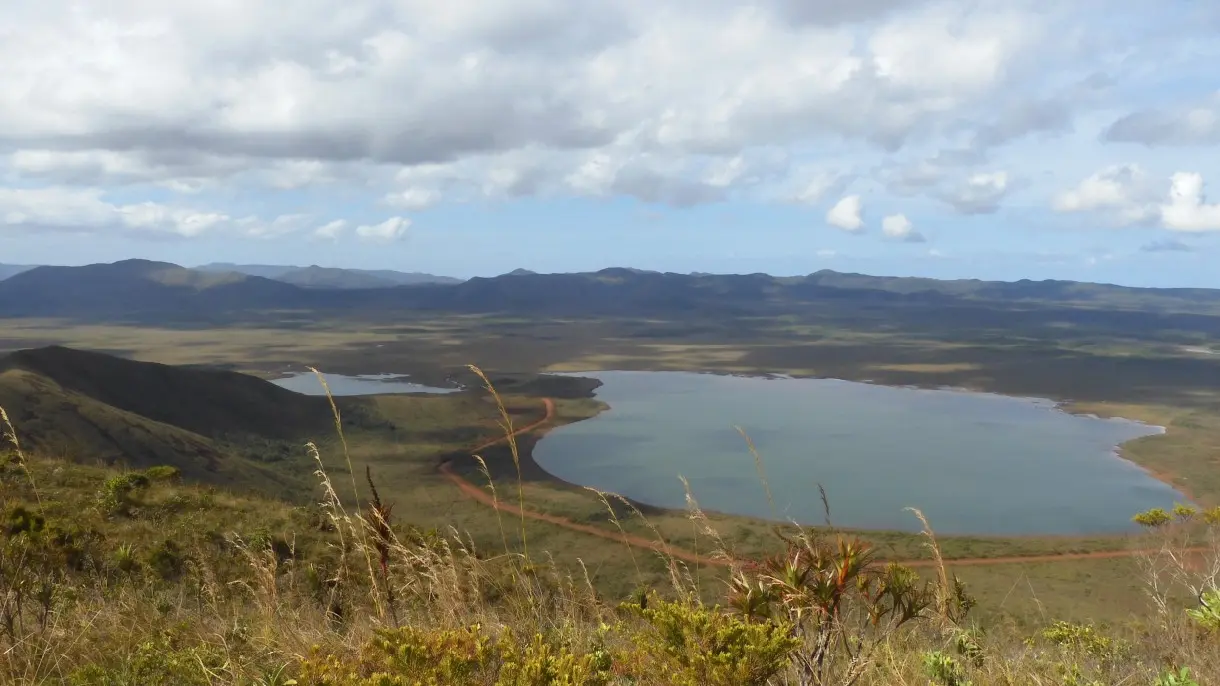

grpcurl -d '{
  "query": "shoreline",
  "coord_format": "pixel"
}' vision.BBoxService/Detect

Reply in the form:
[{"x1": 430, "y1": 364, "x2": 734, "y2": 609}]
[
  {"x1": 540, "y1": 368, "x2": 1194, "y2": 514},
  {"x1": 438, "y1": 396, "x2": 1209, "y2": 567}
]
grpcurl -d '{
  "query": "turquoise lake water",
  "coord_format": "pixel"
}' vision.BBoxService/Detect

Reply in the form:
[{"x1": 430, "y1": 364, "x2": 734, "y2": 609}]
[{"x1": 532, "y1": 371, "x2": 1184, "y2": 535}]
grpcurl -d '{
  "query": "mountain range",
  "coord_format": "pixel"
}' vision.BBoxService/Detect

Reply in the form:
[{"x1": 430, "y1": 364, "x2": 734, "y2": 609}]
[
  {"x1": 195, "y1": 263, "x2": 463, "y2": 288},
  {"x1": 0, "y1": 264, "x2": 36, "y2": 280},
  {"x1": 4, "y1": 259, "x2": 1220, "y2": 328}
]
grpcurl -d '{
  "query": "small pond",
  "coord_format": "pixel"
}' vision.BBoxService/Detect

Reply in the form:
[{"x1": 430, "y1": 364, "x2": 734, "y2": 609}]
[
  {"x1": 532, "y1": 371, "x2": 1184, "y2": 535},
  {"x1": 270, "y1": 372, "x2": 460, "y2": 396}
]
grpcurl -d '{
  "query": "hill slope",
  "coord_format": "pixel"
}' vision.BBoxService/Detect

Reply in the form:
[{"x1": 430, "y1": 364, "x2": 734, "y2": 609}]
[{"x1": 0, "y1": 346, "x2": 353, "y2": 496}]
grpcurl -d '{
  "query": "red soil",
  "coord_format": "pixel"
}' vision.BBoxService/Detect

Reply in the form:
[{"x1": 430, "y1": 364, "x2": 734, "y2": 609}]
[{"x1": 438, "y1": 398, "x2": 1210, "y2": 569}]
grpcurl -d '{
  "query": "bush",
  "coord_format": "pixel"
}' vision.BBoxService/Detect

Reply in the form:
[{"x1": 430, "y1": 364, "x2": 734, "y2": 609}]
[
  {"x1": 1186, "y1": 590, "x2": 1220, "y2": 633},
  {"x1": 98, "y1": 473, "x2": 152, "y2": 517},
  {"x1": 67, "y1": 634, "x2": 224, "y2": 686},
  {"x1": 296, "y1": 624, "x2": 616, "y2": 685},
  {"x1": 143, "y1": 465, "x2": 181, "y2": 483},
  {"x1": 3, "y1": 505, "x2": 45, "y2": 536},
  {"x1": 620, "y1": 594, "x2": 797, "y2": 686},
  {"x1": 145, "y1": 540, "x2": 186, "y2": 581}
]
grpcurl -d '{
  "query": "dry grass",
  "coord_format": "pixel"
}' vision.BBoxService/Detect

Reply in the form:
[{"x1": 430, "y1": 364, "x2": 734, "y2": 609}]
[{"x1": 1, "y1": 371, "x2": 1219, "y2": 685}]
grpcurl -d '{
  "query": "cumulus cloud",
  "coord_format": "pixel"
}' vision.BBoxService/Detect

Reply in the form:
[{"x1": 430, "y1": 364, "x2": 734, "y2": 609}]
[
  {"x1": 826, "y1": 195, "x2": 865, "y2": 232},
  {"x1": 0, "y1": 187, "x2": 226, "y2": 237},
  {"x1": 386, "y1": 188, "x2": 443, "y2": 210},
  {"x1": 354, "y1": 216, "x2": 410, "y2": 242},
  {"x1": 1161, "y1": 172, "x2": 1220, "y2": 232},
  {"x1": 881, "y1": 213, "x2": 926, "y2": 242},
  {"x1": 312, "y1": 219, "x2": 347, "y2": 241},
  {"x1": 0, "y1": 0, "x2": 1063, "y2": 213},
  {"x1": 791, "y1": 170, "x2": 853, "y2": 205},
  {"x1": 0, "y1": 0, "x2": 1213, "y2": 254},
  {"x1": 941, "y1": 171, "x2": 1010, "y2": 214},
  {"x1": 1052, "y1": 163, "x2": 1159, "y2": 225},
  {"x1": 0, "y1": 186, "x2": 352, "y2": 240},
  {"x1": 1104, "y1": 95, "x2": 1220, "y2": 146}
]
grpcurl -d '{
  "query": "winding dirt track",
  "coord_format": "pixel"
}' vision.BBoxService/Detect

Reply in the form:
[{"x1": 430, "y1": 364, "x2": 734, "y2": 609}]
[{"x1": 438, "y1": 398, "x2": 1208, "y2": 569}]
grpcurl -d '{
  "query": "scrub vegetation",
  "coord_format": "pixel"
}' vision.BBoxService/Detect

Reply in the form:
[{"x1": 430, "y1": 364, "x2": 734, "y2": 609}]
[{"x1": 3, "y1": 373, "x2": 1219, "y2": 685}]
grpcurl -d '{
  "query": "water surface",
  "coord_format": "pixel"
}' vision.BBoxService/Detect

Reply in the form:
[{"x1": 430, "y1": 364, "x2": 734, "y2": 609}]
[
  {"x1": 271, "y1": 372, "x2": 459, "y2": 396},
  {"x1": 533, "y1": 371, "x2": 1182, "y2": 535}
]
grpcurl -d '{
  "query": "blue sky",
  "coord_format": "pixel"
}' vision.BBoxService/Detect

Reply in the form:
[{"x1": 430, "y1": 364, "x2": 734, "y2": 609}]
[{"x1": 2, "y1": 1, "x2": 1220, "y2": 286}]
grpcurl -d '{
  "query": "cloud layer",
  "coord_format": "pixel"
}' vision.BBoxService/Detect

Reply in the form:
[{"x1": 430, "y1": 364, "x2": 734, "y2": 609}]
[{"x1": 0, "y1": 0, "x2": 1217, "y2": 257}]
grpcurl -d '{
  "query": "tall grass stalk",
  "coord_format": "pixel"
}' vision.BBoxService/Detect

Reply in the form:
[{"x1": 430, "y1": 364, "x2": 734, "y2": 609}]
[
  {"x1": 474, "y1": 454, "x2": 511, "y2": 557},
  {"x1": 1, "y1": 405, "x2": 41, "y2": 509},
  {"x1": 306, "y1": 367, "x2": 384, "y2": 620},
  {"x1": 468, "y1": 365, "x2": 530, "y2": 562}
]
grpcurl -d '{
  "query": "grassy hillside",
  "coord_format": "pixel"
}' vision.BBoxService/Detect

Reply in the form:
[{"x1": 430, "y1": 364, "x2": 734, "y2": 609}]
[
  {"x1": 0, "y1": 346, "x2": 374, "y2": 499},
  {"x1": 2, "y1": 398, "x2": 1218, "y2": 684}
]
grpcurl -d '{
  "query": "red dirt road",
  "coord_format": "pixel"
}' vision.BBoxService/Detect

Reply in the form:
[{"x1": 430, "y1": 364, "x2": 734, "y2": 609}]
[{"x1": 438, "y1": 398, "x2": 1209, "y2": 569}]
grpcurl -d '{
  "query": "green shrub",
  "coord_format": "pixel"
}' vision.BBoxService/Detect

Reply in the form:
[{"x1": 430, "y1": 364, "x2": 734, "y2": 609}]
[
  {"x1": 67, "y1": 634, "x2": 224, "y2": 686},
  {"x1": 143, "y1": 465, "x2": 181, "y2": 483},
  {"x1": 621, "y1": 594, "x2": 797, "y2": 686},
  {"x1": 1132, "y1": 508, "x2": 1174, "y2": 528},
  {"x1": 145, "y1": 539, "x2": 186, "y2": 581},
  {"x1": 923, "y1": 650, "x2": 971, "y2": 686},
  {"x1": 1036, "y1": 621, "x2": 1131, "y2": 662},
  {"x1": 297, "y1": 624, "x2": 615, "y2": 685},
  {"x1": 1155, "y1": 667, "x2": 1201, "y2": 686},
  {"x1": 1186, "y1": 590, "x2": 1220, "y2": 633},
  {"x1": 98, "y1": 473, "x2": 152, "y2": 517},
  {"x1": 3, "y1": 505, "x2": 45, "y2": 536}
]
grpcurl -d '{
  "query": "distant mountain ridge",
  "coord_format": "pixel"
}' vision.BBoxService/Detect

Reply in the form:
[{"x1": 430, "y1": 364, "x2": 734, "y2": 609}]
[
  {"x1": 4, "y1": 260, "x2": 1220, "y2": 323},
  {"x1": 0, "y1": 259, "x2": 307, "y2": 319},
  {"x1": 197, "y1": 262, "x2": 463, "y2": 287},
  {"x1": 0, "y1": 264, "x2": 37, "y2": 281}
]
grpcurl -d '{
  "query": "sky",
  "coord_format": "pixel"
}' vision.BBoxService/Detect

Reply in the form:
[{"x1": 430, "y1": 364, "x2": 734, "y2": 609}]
[{"x1": 2, "y1": 1, "x2": 1220, "y2": 286}]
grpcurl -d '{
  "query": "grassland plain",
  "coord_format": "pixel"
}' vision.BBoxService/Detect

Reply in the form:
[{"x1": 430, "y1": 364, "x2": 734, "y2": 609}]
[{"x1": 1, "y1": 312, "x2": 1218, "y2": 627}]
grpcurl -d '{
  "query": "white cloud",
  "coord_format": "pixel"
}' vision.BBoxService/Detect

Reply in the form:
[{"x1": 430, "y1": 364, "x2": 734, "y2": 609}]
[
  {"x1": 1161, "y1": 172, "x2": 1220, "y2": 232},
  {"x1": 791, "y1": 169, "x2": 852, "y2": 204},
  {"x1": 386, "y1": 187, "x2": 443, "y2": 210},
  {"x1": 0, "y1": 187, "x2": 225, "y2": 237},
  {"x1": 0, "y1": 186, "x2": 349, "y2": 240},
  {"x1": 881, "y1": 213, "x2": 926, "y2": 242},
  {"x1": 826, "y1": 194, "x2": 865, "y2": 232},
  {"x1": 0, "y1": 0, "x2": 1215, "y2": 260},
  {"x1": 312, "y1": 219, "x2": 347, "y2": 241},
  {"x1": 0, "y1": 0, "x2": 1074, "y2": 212},
  {"x1": 816, "y1": 248, "x2": 837, "y2": 258},
  {"x1": 1054, "y1": 164, "x2": 1144, "y2": 212},
  {"x1": 1052, "y1": 163, "x2": 1159, "y2": 225},
  {"x1": 1105, "y1": 94, "x2": 1220, "y2": 146},
  {"x1": 942, "y1": 171, "x2": 1010, "y2": 214},
  {"x1": 354, "y1": 216, "x2": 411, "y2": 242}
]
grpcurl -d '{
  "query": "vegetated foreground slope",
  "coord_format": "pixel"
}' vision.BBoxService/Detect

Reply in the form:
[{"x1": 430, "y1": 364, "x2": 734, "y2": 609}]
[
  {"x1": 0, "y1": 346, "x2": 352, "y2": 497},
  {"x1": 2, "y1": 403, "x2": 1218, "y2": 684}
]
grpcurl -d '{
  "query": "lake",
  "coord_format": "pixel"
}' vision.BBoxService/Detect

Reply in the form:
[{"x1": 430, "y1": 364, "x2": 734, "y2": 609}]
[
  {"x1": 271, "y1": 372, "x2": 460, "y2": 396},
  {"x1": 532, "y1": 371, "x2": 1183, "y2": 535}
]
